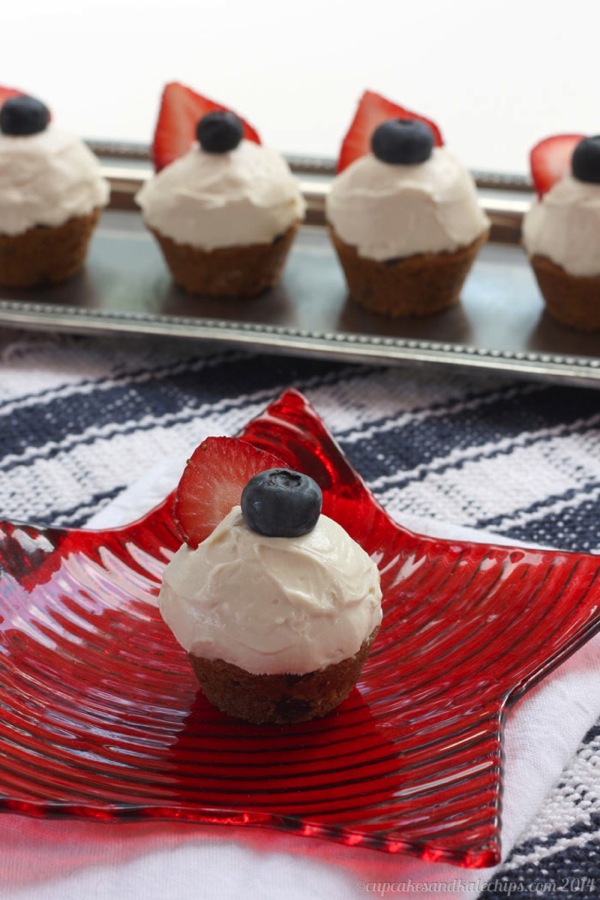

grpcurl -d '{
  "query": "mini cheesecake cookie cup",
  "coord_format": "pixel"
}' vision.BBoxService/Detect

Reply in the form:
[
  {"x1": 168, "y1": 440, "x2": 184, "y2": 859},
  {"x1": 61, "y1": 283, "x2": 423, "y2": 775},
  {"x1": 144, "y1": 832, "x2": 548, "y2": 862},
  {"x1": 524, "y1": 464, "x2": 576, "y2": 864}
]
[
  {"x1": 0, "y1": 94, "x2": 109, "y2": 288},
  {"x1": 137, "y1": 105, "x2": 305, "y2": 299},
  {"x1": 329, "y1": 226, "x2": 489, "y2": 318},
  {"x1": 159, "y1": 448, "x2": 383, "y2": 726},
  {"x1": 523, "y1": 135, "x2": 600, "y2": 332},
  {"x1": 326, "y1": 116, "x2": 490, "y2": 319}
]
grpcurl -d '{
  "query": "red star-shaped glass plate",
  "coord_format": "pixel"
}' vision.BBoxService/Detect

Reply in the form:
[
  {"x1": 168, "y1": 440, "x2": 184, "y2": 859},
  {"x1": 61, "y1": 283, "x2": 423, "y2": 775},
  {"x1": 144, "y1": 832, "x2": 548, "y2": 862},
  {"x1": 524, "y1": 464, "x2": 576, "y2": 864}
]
[{"x1": 1, "y1": 389, "x2": 599, "y2": 868}]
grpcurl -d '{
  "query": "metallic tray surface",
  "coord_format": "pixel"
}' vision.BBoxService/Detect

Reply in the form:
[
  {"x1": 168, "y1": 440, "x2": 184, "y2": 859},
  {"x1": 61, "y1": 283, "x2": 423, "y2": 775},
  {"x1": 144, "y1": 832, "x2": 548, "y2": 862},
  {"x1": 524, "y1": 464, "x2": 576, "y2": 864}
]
[{"x1": 0, "y1": 153, "x2": 598, "y2": 387}]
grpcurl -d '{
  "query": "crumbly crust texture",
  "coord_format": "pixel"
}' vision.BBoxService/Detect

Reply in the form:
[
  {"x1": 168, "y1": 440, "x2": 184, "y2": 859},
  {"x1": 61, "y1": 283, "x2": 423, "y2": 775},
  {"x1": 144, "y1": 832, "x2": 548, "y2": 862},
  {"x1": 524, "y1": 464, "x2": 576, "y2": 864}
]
[
  {"x1": 150, "y1": 222, "x2": 299, "y2": 298},
  {"x1": 189, "y1": 627, "x2": 379, "y2": 724},
  {"x1": 0, "y1": 209, "x2": 101, "y2": 287},
  {"x1": 529, "y1": 253, "x2": 600, "y2": 332},
  {"x1": 329, "y1": 227, "x2": 489, "y2": 317}
]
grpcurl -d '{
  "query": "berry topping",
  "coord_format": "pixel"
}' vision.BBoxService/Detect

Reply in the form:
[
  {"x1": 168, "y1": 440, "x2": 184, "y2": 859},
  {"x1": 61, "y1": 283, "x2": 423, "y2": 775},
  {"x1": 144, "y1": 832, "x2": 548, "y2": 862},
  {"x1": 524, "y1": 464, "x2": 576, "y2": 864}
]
[
  {"x1": 0, "y1": 86, "x2": 24, "y2": 107},
  {"x1": 530, "y1": 133, "x2": 585, "y2": 196},
  {"x1": 571, "y1": 136, "x2": 600, "y2": 185},
  {"x1": 241, "y1": 468, "x2": 322, "y2": 537},
  {"x1": 337, "y1": 89, "x2": 443, "y2": 173},
  {"x1": 174, "y1": 437, "x2": 285, "y2": 548},
  {"x1": 152, "y1": 82, "x2": 261, "y2": 171},
  {"x1": 0, "y1": 95, "x2": 49, "y2": 136},
  {"x1": 196, "y1": 110, "x2": 243, "y2": 154},
  {"x1": 371, "y1": 118, "x2": 434, "y2": 165}
]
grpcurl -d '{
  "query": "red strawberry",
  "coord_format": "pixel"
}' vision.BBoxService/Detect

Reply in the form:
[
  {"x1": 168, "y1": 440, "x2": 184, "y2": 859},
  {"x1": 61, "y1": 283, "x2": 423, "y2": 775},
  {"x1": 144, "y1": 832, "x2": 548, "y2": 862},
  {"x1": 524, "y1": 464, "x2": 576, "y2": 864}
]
[
  {"x1": 152, "y1": 82, "x2": 261, "y2": 171},
  {"x1": 530, "y1": 133, "x2": 585, "y2": 197},
  {"x1": 173, "y1": 436, "x2": 285, "y2": 547},
  {"x1": 337, "y1": 89, "x2": 444, "y2": 173},
  {"x1": 0, "y1": 86, "x2": 25, "y2": 107}
]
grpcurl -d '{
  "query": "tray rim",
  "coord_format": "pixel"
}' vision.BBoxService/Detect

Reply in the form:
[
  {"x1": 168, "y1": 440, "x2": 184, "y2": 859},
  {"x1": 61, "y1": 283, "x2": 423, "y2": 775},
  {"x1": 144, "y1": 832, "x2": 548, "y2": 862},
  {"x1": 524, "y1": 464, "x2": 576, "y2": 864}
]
[
  {"x1": 0, "y1": 297, "x2": 597, "y2": 387},
  {"x1": 1, "y1": 145, "x2": 598, "y2": 389}
]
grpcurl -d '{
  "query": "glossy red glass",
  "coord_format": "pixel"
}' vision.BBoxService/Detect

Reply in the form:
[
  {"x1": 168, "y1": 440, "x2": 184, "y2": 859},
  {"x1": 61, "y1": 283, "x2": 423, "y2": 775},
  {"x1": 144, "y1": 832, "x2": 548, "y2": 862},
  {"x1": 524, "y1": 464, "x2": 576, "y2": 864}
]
[{"x1": 1, "y1": 388, "x2": 600, "y2": 868}]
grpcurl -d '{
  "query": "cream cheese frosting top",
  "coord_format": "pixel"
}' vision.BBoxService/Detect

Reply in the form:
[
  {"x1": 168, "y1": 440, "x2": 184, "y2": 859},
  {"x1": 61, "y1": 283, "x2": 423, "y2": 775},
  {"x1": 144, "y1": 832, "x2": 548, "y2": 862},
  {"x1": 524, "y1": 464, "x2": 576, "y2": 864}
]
[
  {"x1": 0, "y1": 127, "x2": 110, "y2": 236},
  {"x1": 522, "y1": 174, "x2": 600, "y2": 277},
  {"x1": 158, "y1": 505, "x2": 382, "y2": 675},
  {"x1": 135, "y1": 140, "x2": 306, "y2": 250},
  {"x1": 325, "y1": 147, "x2": 490, "y2": 261}
]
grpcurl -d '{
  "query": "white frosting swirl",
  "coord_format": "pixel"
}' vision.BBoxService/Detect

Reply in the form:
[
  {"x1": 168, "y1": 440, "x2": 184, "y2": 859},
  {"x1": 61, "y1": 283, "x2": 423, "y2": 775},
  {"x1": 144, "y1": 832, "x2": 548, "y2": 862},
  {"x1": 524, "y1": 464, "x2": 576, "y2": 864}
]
[
  {"x1": 158, "y1": 506, "x2": 382, "y2": 675},
  {"x1": 325, "y1": 148, "x2": 489, "y2": 261},
  {"x1": 522, "y1": 174, "x2": 600, "y2": 277},
  {"x1": 0, "y1": 127, "x2": 110, "y2": 236},
  {"x1": 136, "y1": 140, "x2": 306, "y2": 250}
]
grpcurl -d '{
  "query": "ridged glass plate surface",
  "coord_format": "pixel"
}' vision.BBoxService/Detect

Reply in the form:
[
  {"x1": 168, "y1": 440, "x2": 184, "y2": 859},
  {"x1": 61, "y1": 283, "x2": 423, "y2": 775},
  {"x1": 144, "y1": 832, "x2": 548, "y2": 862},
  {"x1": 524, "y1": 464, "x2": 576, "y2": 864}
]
[{"x1": 1, "y1": 389, "x2": 600, "y2": 868}]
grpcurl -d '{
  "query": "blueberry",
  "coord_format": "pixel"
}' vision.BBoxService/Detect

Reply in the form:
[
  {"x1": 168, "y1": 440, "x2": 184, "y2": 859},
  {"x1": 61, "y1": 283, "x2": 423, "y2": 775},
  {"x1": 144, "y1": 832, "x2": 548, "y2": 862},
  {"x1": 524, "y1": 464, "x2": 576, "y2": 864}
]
[
  {"x1": 371, "y1": 118, "x2": 434, "y2": 165},
  {"x1": 0, "y1": 95, "x2": 50, "y2": 136},
  {"x1": 572, "y1": 136, "x2": 600, "y2": 185},
  {"x1": 196, "y1": 111, "x2": 243, "y2": 154},
  {"x1": 241, "y1": 469, "x2": 322, "y2": 537}
]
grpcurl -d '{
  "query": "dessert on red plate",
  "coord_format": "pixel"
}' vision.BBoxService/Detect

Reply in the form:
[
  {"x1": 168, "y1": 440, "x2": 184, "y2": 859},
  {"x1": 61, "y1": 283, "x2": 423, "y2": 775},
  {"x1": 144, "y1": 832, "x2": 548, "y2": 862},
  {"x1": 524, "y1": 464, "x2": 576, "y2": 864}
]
[
  {"x1": 0, "y1": 88, "x2": 109, "y2": 287},
  {"x1": 158, "y1": 436, "x2": 382, "y2": 725},
  {"x1": 325, "y1": 90, "x2": 490, "y2": 317},
  {"x1": 136, "y1": 82, "x2": 305, "y2": 298},
  {"x1": 522, "y1": 132, "x2": 600, "y2": 331}
]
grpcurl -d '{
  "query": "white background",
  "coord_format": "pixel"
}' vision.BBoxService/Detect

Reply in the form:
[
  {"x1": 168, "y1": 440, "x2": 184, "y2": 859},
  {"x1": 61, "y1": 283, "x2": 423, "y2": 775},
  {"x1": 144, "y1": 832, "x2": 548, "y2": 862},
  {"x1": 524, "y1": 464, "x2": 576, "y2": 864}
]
[{"x1": 3, "y1": 1, "x2": 599, "y2": 174}]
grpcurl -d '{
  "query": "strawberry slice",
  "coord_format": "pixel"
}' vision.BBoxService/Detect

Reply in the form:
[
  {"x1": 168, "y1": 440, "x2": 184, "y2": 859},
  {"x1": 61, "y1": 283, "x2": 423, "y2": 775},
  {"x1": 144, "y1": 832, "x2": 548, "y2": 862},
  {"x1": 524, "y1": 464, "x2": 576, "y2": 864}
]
[
  {"x1": 337, "y1": 89, "x2": 444, "y2": 173},
  {"x1": 152, "y1": 82, "x2": 261, "y2": 171},
  {"x1": 0, "y1": 86, "x2": 25, "y2": 106},
  {"x1": 173, "y1": 436, "x2": 285, "y2": 547},
  {"x1": 530, "y1": 133, "x2": 585, "y2": 197}
]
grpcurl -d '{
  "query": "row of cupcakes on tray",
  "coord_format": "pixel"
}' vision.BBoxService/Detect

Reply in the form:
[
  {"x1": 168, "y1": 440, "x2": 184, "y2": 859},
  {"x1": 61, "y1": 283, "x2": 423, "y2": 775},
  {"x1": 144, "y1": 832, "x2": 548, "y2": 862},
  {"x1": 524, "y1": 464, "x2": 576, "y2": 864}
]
[{"x1": 0, "y1": 83, "x2": 599, "y2": 332}]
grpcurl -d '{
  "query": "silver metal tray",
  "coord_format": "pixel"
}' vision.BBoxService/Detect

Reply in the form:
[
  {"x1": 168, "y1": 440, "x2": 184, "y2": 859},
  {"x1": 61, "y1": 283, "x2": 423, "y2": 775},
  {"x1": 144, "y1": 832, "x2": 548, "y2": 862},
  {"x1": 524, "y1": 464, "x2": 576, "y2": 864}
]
[{"x1": 0, "y1": 150, "x2": 598, "y2": 387}]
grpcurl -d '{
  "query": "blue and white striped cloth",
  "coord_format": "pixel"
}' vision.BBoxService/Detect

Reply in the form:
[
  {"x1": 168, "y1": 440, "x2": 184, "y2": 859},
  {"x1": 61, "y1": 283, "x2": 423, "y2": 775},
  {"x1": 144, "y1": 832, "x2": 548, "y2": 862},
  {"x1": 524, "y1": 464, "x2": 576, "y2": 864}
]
[{"x1": 0, "y1": 329, "x2": 599, "y2": 898}]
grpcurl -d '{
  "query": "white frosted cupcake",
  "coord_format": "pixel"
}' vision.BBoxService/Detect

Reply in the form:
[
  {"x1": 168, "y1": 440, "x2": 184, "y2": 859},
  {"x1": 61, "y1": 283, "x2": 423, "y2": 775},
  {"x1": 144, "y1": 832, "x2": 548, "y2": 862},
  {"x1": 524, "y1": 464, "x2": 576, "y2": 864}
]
[
  {"x1": 136, "y1": 111, "x2": 305, "y2": 298},
  {"x1": 522, "y1": 135, "x2": 600, "y2": 331},
  {"x1": 326, "y1": 117, "x2": 490, "y2": 317},
  {"x1": 0, "y1": 94, "x2": 110, "y2": 287},
  {"x1": 159, "y1": 461, "x2": 382, "y2": 725}
]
